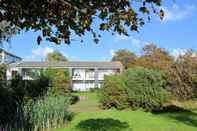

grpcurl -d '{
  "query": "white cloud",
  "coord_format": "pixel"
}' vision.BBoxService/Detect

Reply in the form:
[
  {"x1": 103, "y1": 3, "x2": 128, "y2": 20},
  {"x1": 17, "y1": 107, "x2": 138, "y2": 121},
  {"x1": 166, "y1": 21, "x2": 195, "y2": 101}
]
[
  {"x1": 110, "y1": 49, "x2": 115, "y2": 57},
  {"x1": 32, "y1": 47, "x2": 54, "y2": 57},
  {"x1": 131, "y1": 38, "x2": 141, "y2": 48},
  {"x1": 114, "y1": 35, "x2": 130, "y2": 43},
  {"x1": 171, "y1": 48, "x2": 187, "y2": 58},
  {"x1": 24, "y1": 46, "x2": 54, "y2": 61},
  {"x1": 113, "y1": 34, "x2": 146, "y2": 48},
  {"x1": 162, "y1": 4, "x2": 195, "y2": 22},
  {"x1": 69, "y1": 56, "x2": 80, "y2": 61}
]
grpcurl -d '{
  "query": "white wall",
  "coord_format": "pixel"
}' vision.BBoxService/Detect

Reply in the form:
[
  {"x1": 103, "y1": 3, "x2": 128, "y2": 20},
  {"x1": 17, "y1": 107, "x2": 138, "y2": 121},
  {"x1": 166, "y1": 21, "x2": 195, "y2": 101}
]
[
  {"x1": 6, "y1": 67, "x2": 22, "y2": 80},
  {"x1": 7, "y1": 67, "x2": 119, "y2": 91},
  {"x1": 72, "y1": 82, "x2": 95, "y2": 91}
]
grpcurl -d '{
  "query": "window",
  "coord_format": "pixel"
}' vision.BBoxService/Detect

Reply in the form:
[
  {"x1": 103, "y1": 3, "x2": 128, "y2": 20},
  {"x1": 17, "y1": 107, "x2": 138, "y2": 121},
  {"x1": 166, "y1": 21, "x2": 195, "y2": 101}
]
[{"x1": 11, "y1": 70, "x2": 18, "y2": 78}]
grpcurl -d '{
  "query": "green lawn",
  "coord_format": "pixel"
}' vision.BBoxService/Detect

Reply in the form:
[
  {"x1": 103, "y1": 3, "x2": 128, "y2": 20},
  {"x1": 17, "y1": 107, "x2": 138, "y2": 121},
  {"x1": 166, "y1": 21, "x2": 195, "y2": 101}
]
[
  {"x1": 68, "y1": 92, "x2": 101, "y2": 113},
  {"x1": 51, "y1": 92, "x2": 197, "y2": 131}
]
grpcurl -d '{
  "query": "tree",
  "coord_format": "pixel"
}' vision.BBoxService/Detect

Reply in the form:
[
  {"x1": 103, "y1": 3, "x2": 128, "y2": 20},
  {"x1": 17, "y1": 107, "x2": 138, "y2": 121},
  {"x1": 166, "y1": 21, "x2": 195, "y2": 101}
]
[
  {"x1": 135, "y1": 44, "x2": 173, "y2": 73},
  {"x1": 44, "y1": 68, "x2": 71, "y2": 95},
  {"x1": 0, "y1": 21, "x2": 17, "y2": 43},
  {"x1": 166, "y1": 50, "x2": 197, "y2": 100},
  {"x1": 0, "y1": 0, "x2": 164, "y2": 44},
  {"x1": 46, "y1": 50, "x2": 67, "y2": 61},
  {"x1": 112, "y1": 49, "x2": 136, "y2": 69}
]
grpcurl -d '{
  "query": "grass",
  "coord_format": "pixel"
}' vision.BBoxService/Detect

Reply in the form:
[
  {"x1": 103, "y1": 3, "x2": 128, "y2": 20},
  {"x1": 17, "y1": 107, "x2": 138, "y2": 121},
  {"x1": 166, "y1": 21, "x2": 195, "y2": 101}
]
[
  {"x1": 68, "y1": 92, "x2": 101, "y2": 113},
  {"x1": 51, "y1": 92, "x2": 197, "y2": 131}
]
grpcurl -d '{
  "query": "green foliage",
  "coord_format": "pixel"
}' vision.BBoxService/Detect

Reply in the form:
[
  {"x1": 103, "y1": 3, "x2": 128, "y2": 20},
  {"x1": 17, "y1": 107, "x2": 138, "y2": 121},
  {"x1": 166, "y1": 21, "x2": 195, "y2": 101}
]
[
  {"x1": 99, "y1": 75, "x2": 128, "y2": 109},
  {"x1": 46, "y1": 50, "x2": 67, "y2": 61},
  {"x1": 0, "y1": 64, "x2": 6, "y2": 80},
  {"x1": 166, "y1": 50, "x2": 197, "y2": 100},
  {"x1": 124, "y1": 67, "x2": 170, "y2": 111},
  {"x1": 99, "y1": 67, "x2": 170, "y2": 111},
  {"x1": 0, "y1": 79, "x2": 71, "y2": 130},
  {"x1": 24, "y1": 94, "x2": 70, "y2": 130},
  {"x1": 0, "y1": 21, "x2": 17, "y2": 43},
  {"x1": 0, "y1": 0, "x2": 163, "y2": 44},
  {"x1": 44, "y1": 68, "x2": 71, "y2": 95},
  {"x1": 0, "y1": 81, "x2": 20, "y2": 126},
  {"x1": 9, "y1": 74, "x2": 49, "y2": 104}
]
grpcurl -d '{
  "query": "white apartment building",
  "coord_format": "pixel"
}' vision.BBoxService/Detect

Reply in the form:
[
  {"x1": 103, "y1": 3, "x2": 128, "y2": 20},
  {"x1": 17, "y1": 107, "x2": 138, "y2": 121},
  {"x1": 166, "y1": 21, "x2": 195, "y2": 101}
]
[
  {"x1": 7, "y1": 61, "x2": 123, "y2": 91},
  {"x1": 0, "y1": 48, "x2": 22, "y2": 64}
]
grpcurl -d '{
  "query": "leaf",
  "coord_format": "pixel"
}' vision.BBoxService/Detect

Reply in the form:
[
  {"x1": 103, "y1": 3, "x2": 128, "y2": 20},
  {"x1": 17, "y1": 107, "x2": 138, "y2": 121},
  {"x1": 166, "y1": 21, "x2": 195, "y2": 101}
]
[
  {"x1": 37, "y1": 36, "x2": 42, "y2": 45},
  {"x1": 99, "y1": 23, "x2": 108, "y2": 30},
  {"x1": 139, "y1": 7, "x2": 150, "y2": 14},
  {"x1": 159, "y1": 9, "x2": 165, "y2": 20}
]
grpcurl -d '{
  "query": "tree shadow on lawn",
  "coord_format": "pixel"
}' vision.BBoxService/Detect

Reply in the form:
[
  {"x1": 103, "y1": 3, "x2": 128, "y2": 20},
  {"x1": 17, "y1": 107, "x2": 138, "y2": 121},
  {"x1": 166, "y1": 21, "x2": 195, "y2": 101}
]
[
  {"x1": 153, "y1": 105, "x2": 197, "y2": 127},
  {"x1": 75, "y1": 118, "x2": 131, "y2": 131}
]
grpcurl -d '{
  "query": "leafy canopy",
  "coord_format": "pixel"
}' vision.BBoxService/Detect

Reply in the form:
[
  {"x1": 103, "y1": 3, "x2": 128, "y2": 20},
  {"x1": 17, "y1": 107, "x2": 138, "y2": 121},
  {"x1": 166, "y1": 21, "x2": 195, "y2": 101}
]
[
  {"x1": 46, "y1": 50, "x2": 67, "y2": 61},
  {"x1": 0, "y1": 0, "x2": 164, "y2": 44},
  {"x1": 0, "y1": 21, "x2": 17, "y2": 43}
]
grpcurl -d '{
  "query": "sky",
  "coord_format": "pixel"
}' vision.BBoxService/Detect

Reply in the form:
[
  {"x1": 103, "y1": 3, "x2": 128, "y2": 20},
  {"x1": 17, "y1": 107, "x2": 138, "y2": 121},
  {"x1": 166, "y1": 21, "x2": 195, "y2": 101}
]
[{"x1": 1, "y1": 0, "x2": 197, "y2": 61}]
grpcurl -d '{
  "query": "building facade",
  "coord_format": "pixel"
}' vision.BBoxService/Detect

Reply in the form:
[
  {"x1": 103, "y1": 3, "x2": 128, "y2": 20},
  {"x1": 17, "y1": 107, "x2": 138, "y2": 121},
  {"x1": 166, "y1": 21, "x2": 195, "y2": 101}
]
[
  {"x1": 7, "y1": 61, "x2": 123, "y2": 91},
  {"x1": 0, "y1": 48, "x2": 22, "y2": 64}
]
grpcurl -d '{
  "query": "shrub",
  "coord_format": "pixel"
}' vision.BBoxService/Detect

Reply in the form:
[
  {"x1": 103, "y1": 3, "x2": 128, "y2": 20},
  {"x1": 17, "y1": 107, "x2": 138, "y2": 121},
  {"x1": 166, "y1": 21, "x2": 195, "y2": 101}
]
[
  {"x1": 9, "y1": 74, "x2": 49, "y2": 104},
  {"x1": 43, "y1": 68, "x2": 71, "y2": 95},
  {"x1": 70, "y1": 94, "x2": 79, "y2": 104},
  {"x1": 124, "y1": 67, "x2": 170, "y2": 111},
  {"x1": 99, "y1": 75, "x2": 128, "y2": 109}
]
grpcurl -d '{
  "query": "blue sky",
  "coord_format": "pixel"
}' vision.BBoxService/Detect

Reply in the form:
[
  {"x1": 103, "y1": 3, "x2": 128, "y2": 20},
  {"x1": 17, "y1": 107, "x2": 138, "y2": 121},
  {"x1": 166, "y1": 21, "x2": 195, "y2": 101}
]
[{"x1": 1, "y1": 0, "x2": 197, "y2": 61}]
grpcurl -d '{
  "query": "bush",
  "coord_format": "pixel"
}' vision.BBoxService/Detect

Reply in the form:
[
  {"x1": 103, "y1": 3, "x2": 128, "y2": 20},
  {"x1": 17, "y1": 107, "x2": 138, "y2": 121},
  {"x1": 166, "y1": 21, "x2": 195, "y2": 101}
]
[
  {"x1": 43, "y1": 68, "x2": 71, "y2": 95},
  {"x1": 124, "y1": 67, "x2": 170, "y2": 111},
  {"x1": 98, "y1": 67, "x2": 170, "y2": 111},
  {"x1": 99, "y1": 75, "x2": 128, "y2": 109},
  {"x1": 70, "y1": 94, "x2": 79, "y2": 104}
]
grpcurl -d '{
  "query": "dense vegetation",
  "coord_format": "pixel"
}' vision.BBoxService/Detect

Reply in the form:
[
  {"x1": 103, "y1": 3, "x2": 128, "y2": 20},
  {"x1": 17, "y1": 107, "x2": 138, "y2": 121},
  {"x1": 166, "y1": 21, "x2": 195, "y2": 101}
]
[
  {"x1": 112, "y1": 44, "x2": 197, "y2": 101},
  {"x1": 99, "y1": 67, "x2": 170, "y2": 111},
  {"x1": 99, "y1": 44, "x2": 197, "y2": 111},
  {"x1": 0, "y1": 44, "x2": 196, "y2": 130},
  {"x1": 0, "y1": 68, "x2": 72, "y2": 130},
  {"x1": 99, "y1": 75, "x2": 128, "y2": 109}
]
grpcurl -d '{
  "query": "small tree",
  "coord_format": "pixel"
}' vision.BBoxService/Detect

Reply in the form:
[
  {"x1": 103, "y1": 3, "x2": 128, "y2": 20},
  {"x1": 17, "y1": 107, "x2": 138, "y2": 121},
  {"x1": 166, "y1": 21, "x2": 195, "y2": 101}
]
[
  {"x1": 44, "y1": 68, "x2": 71, "y2": 95},
  {"x1": 112, "y1": 49, "x2": 136, "y2": 69},
  {"x1": 166, "y1": 50, "x2": 197, "y2": 100},
  {"x1": 99, "y1": 75, "x2": 128, "y2": 109},
  {"x1": 46, "y1": 50, "x2": 67, "y2": 61}
]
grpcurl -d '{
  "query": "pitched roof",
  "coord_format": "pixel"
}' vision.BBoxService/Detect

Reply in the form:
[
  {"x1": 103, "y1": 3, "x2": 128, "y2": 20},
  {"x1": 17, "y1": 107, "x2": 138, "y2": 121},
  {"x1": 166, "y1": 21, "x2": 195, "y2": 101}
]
[
  {"x1": 0, "y1": 48, "x2": 22, "y2": 60},
  {"x1": 8, "y1": 61, "x2": 123, "y2": 69}
]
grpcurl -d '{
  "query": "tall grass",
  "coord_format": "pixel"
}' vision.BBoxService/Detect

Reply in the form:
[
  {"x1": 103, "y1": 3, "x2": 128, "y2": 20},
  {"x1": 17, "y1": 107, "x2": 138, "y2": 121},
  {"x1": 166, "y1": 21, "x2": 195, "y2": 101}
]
[
  {"x1": 0, "y1": 94, "x2": 70, "y2": 131},
  {"x1": 24, "y1": 94, "x2": 70, "y2": 131}
]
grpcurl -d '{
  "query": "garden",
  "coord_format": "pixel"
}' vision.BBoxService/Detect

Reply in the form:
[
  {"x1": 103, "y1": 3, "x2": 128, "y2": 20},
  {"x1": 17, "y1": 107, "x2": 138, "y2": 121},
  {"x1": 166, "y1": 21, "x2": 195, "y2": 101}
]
[{"x1": 0, "y1": 45, "x2": 197, "y2": 131}]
